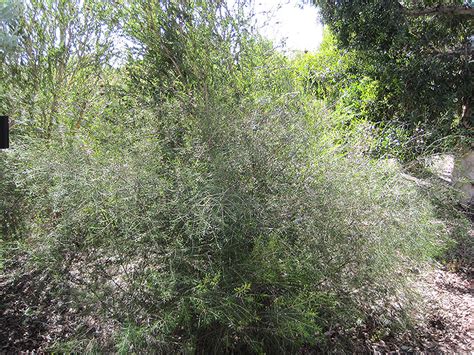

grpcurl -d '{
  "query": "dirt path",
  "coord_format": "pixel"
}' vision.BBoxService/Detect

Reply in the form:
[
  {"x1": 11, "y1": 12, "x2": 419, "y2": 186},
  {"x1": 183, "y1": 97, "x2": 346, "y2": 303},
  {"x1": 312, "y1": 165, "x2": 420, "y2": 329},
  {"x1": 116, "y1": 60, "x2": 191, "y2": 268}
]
[
  {"x1": 415, "y1": 267, "x2": 473, "y2": 352},
  {"x1": 368, "y1": 265, "x2": 473, "y2": 353}
]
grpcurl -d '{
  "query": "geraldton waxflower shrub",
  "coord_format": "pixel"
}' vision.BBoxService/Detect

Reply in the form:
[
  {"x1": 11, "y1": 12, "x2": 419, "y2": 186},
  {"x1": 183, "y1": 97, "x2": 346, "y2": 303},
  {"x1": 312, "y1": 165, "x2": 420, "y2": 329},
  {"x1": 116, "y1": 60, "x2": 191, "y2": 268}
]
[
  {"x1": 0, "y1": 0, "x2": 457, "y2": 353},
  {"x1": 10, "y1": 78, "x2": 447, "y2": 354}
]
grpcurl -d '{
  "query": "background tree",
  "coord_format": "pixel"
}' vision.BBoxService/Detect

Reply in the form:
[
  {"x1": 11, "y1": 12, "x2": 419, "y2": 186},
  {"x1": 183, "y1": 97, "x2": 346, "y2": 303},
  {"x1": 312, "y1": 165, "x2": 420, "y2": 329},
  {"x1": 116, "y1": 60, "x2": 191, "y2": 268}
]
[
  {"x1": 0, "y1": 0, "x2": 19, "y2": 59},
  {"x1": 311, "y1": 0, "x2": 473, "y2": 156}
]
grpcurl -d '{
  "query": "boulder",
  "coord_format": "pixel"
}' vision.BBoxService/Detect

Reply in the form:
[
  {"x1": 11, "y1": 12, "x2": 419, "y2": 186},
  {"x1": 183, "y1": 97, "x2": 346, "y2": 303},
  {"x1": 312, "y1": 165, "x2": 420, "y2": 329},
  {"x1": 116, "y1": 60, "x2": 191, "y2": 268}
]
[
  {"x1": 422, "y1": 152, "x2": 473, "y2": 207},
  {"x1": 424, "y1": 154, "x2": 455, "y2": 183},
  {"x1": 452, "y1": 150, "x2": 474, "y2": 208}
]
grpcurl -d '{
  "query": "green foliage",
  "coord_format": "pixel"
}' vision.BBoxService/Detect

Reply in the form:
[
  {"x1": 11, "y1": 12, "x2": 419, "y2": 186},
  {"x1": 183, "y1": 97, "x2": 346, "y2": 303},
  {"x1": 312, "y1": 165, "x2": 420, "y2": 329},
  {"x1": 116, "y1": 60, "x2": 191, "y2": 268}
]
[
  {"x1": 9, "y1": 55, "x2": 448, "y2": 355},
  {"x1": 0, "y1": 0, "x2": 468, "y2": 353},
  {"x1": 10, "y1": 113, "x2": 447, "y2": 352},
  {"x1": 0, "y1": 148, "x2": 31, "y2": 271},
  {"x1": 294, "y1": 27, "x2": 471, "y2": 160},
  {"x1": 0, "y1": 0, "x2": 118, "y2": 137},
  {"x1": 314, "y1": 0, "x2": 472, "y2": 54},
  {"x1": 309, "y1": 1, "x2": 472, "y2": 157},
  {"x1": 0, "y1": 0, "x2": 20, "y2": 59}
]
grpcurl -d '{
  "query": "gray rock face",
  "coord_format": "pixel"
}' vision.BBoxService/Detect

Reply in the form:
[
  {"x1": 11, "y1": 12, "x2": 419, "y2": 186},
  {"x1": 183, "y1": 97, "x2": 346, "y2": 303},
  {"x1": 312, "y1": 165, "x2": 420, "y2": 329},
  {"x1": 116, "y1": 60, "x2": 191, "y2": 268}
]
[
  {"x1": 421, "y1": 152, "x2": 473, "y2": 207},
  {"x1": 452, "y1": 150, "x2": 474, "y2": 208},
  {"x1": 424, "y1": 154, "x2": 455, "y2": 183}
]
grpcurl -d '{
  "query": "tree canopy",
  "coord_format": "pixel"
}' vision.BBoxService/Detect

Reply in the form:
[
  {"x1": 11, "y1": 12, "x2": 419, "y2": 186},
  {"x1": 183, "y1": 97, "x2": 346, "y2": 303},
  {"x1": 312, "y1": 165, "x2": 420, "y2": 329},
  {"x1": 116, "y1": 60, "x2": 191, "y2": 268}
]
[{"x1": 313, "y1": 0, "x2": 473, "y2": 147}]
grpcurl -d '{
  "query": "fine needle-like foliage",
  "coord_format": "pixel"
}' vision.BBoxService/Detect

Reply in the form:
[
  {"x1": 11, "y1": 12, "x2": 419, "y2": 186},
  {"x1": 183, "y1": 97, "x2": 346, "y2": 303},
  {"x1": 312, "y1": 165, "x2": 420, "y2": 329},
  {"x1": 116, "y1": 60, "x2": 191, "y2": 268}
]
[{"x1": 0, "y1": 0, "x2": 470, "y2": 353}]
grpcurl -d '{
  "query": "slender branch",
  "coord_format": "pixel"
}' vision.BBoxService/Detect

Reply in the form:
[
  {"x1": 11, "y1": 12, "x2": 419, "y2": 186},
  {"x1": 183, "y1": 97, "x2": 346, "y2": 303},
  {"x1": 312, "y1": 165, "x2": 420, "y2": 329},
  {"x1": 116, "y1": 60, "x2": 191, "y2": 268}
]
[
  {"x1": 404, "y1": 5, "x2": 474, "y2": 17},
  {"x1": 420, "y1": 47, "x2": 474, "y2": 57}
]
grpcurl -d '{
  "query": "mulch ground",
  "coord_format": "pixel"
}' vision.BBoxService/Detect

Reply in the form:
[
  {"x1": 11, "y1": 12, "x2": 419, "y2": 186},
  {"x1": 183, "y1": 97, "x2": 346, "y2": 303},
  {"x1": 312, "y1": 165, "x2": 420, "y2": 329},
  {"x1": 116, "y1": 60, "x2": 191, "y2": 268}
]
[
  {"x1": 415, "y1": 267, "x2": 473, "y2": 352},
  {"x1": 1, "y1": 260, "x2": 472, "y2": 352},
  {"x1": 367, "y1": 266, "x2": 473, "y2": 353}
]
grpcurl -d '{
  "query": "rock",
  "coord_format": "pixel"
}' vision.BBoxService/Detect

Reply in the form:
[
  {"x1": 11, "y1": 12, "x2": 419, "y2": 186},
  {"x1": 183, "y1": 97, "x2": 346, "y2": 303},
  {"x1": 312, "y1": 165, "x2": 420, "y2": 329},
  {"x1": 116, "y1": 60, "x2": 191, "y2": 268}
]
[
  {"x1": 452, "y1": 149, "x2": 474, "y2": 208},
  {"x1": 423, "y1": 151, "x2": 473, "y2": 207},
  {"x1": 400, "y1": 173, "x2": 431, "y2": 187},
  {"x1": 424, "y1": 154, "x2": 455, "y2": 183}
]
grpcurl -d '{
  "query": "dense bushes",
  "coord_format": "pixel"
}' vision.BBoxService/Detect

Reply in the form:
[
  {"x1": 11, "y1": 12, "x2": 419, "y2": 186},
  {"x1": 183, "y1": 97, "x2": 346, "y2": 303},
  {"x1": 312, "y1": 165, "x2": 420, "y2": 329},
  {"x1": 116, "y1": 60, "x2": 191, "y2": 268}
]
[
  {"x1": 293, "y1": 30, "x2": 470, "y2": 160},
  {"x1": 4, "y1": 75, "x2": 448, "y2": 353},
  {"x1": 0, "y1": 0, "x2": 467, "y2": 352}
]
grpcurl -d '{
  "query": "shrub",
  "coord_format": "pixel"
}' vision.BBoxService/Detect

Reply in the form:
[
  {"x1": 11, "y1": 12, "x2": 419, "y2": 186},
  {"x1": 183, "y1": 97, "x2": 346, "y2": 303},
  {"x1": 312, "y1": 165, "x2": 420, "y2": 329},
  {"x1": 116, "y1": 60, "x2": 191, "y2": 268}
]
[
  {"x1": 0, "y1": 1, "x2": 457, "y2": 352},
  {"x1": 10, "y1": 88, "x2": 448, "y2": 352}
]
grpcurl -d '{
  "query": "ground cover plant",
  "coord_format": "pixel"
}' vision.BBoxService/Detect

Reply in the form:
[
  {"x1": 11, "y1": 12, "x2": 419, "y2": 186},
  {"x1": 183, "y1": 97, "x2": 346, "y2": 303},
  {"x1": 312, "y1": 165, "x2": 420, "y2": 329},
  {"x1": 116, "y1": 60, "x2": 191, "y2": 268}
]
[{"x1": 1, "y1": 0, "x2": 471, "y2": 353}]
